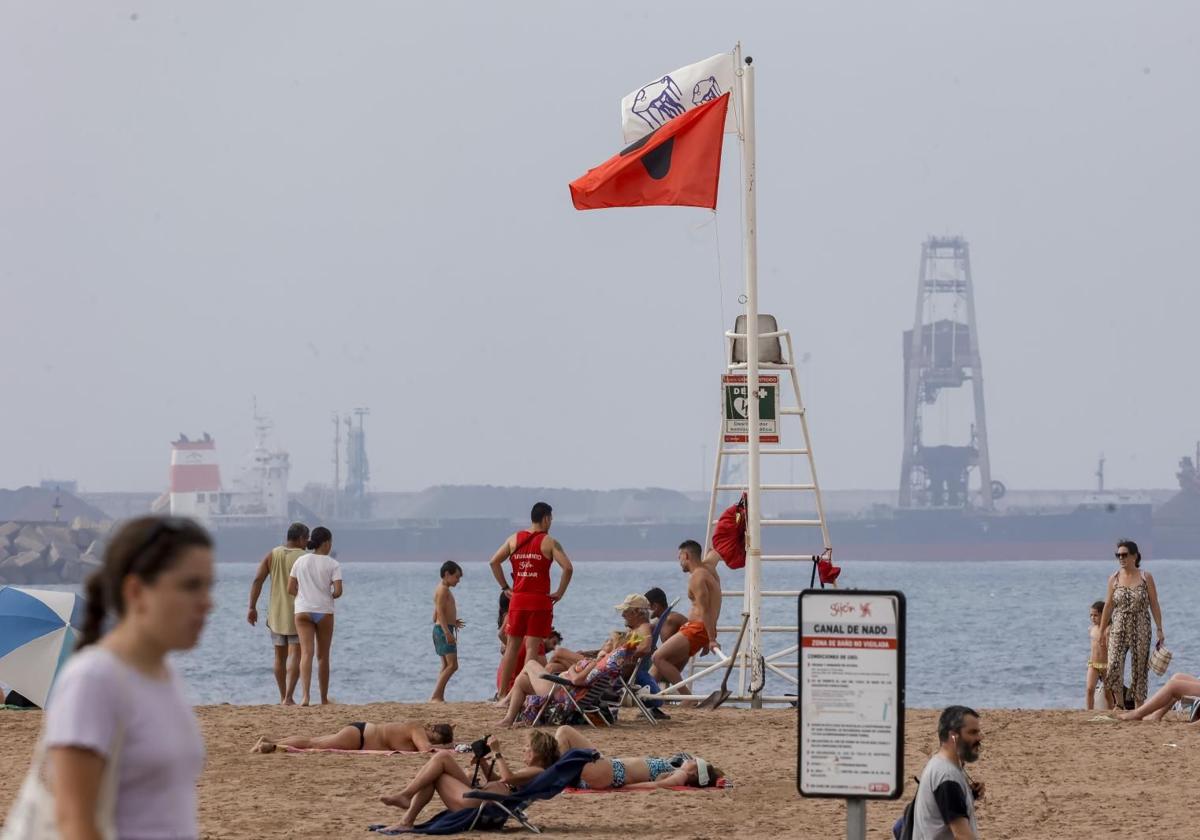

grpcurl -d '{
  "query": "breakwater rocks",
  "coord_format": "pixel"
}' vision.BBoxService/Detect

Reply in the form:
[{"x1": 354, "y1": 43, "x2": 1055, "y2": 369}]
[{"x1": 0, "y1": 519, "x2": 110, "y2": 586}]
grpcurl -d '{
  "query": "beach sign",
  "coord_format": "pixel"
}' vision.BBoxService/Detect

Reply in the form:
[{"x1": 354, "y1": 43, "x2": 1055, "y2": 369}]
[
  {"x1": 721, "y1": 374, "x2": 779, "y2": 443},
  {"x1": 797, "y1": 590, "x2": 906, "y2": 802}
]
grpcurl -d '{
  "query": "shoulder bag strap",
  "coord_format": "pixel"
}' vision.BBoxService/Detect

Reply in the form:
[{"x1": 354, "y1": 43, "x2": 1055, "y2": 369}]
[
  {"x1": 92, "y1": 665, "x2": 133, "y2": 840},
  {"x1": 511, "y1": 531, "x2": 539, "y2": 557}
]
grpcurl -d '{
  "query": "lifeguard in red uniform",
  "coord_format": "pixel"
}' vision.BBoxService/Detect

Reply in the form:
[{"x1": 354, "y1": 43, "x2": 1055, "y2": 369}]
[{"x1": 490, "y1": 501, "x2": 574, "y2": 698}]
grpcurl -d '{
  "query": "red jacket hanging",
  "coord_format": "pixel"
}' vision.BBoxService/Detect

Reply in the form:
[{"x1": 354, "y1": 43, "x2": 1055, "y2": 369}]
[{"x1": 711, "y1": 492, "x2": 748, "y2": 570}]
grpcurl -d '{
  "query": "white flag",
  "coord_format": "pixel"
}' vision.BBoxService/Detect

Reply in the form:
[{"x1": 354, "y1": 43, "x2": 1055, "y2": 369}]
[{"x1": 620, "y1": 52, "x2": 738, "y2": 144}]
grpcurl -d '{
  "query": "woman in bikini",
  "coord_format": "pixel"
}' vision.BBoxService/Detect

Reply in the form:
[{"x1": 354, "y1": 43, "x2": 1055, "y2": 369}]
[
  {"x1": 377, "y1": 731, "x2": 560, "y2": 831},
  {"x1": 287, "y1": 526, "x2": 342, "y2": 706},
  {"x1": 250, "y1": 721, "x2": 453, "y2": 754},
  {"x1": 553, "y1": 725, "x2": 724, "y2": 789}
]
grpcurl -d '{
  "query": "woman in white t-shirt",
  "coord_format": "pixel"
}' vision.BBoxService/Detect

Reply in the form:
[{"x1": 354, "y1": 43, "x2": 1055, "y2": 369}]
[
  {"x1": 288, "y1": 526, "x2": 343, "y2": 706},
  {"x1": 34, "y1": 516, "x2": 213, "y2": 839}
]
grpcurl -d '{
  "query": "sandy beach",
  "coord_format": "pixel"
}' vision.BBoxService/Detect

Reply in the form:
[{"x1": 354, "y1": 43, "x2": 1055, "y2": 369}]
[{"x1": 0, "y1": 703, "x2": 1196, "y2": 838}]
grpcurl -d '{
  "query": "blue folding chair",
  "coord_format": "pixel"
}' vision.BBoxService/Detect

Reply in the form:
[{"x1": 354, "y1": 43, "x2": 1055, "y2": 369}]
[{"x1": 368, "y1": 748, "x2": 599, "y2": 835}]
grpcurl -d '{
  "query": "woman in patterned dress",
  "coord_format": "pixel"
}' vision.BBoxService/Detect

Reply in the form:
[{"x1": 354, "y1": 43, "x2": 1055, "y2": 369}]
[{"x1": 1099, "y1": 538, "x2": 1165, "y2": 708}]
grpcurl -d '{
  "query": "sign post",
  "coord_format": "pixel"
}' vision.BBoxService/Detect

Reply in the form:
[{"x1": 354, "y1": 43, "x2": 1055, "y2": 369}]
[
  {"x1": 722, "y1": 373, "x2": 779, "y2": 444},
  {"x1": 797, "y1": 590, "x2": 906, "y2": 839}
]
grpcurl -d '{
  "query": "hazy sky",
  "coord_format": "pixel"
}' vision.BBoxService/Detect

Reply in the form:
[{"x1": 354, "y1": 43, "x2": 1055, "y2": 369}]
[{"x1": 2, "y1": 2, "x2": 1197, "y2": 494}]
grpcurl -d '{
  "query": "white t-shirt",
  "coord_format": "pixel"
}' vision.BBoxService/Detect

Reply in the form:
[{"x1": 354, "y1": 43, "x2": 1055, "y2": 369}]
[
  {"x1": 44, "y1": 647, "x2": 205, "y2": 839},
  {"x1": 290, "y1": 552, "x2": 342, "y2": 614}
]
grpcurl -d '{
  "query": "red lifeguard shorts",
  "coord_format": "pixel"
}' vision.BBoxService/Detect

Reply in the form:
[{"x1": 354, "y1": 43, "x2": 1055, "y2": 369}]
[{"x1": 505, "y1": 608, "x2": 553, "y2": 638}]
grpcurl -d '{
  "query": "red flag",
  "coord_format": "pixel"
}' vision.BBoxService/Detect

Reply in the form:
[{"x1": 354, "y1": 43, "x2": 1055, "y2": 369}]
[{"x1": 570, "y1": 92, "x2": 730, "y2": 210}]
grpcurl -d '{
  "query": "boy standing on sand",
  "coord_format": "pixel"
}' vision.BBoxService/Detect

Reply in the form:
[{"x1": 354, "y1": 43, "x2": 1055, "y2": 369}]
[{"x1": 431, "y1": 561, "x2": 464, "y2": 702}]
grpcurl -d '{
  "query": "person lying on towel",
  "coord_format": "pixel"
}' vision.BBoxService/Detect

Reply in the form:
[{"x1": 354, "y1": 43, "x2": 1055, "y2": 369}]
[
  {"x1": 377, "y1": 731, "x2": 560, "y2": 832},
  {"x1": 250, "y1": 720, "x2": 454, "y2": 754},
  {"x1": 554, "y1": 725, "x2": 725, "y2": 790}
]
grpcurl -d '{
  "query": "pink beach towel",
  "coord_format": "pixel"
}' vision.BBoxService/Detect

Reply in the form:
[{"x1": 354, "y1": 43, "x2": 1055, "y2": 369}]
[
  {"x1": 566, "y1": 779, "x2": 732, "y2": 793},
  {"x1": 280, "y1": 746, "x2": 452, "y2": 756}
]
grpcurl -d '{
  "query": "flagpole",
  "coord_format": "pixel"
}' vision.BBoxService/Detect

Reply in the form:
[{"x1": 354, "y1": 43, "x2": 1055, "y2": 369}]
[{"x1": 736, "y1": 47, "x2": 764, "y2": 709}]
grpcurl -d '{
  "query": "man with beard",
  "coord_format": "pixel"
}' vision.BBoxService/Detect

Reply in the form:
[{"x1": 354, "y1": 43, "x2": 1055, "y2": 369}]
[{"x1": 912, "y1": 705, "x2": 984, "y2": 840}]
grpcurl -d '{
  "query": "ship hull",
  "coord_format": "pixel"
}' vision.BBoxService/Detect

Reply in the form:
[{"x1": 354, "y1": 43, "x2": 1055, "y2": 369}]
[{"x1": 202, "y1": 504, "x2": 1155, "y2": 564}]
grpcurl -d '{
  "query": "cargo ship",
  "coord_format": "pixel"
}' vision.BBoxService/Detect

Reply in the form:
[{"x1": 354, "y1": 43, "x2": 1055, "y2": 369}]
[
  {"x1": 148, "y1": 237, "x2": 1162, "y2": 563},
  {"x1": 1148, "y1": 444, "x2": 1200, "y2": 559},
  {"x1": 149, "y1": 420, "x2": 1154, "y2": 565}
]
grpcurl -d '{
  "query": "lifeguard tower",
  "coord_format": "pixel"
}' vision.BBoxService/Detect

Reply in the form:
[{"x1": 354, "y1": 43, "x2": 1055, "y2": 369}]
[{"x1": 656, "y1": 314, "x2": 833, "y2": 707}]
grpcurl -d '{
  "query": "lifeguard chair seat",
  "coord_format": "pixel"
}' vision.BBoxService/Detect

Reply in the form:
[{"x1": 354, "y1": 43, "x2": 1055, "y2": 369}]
[{"x1": 731, "y1": 314, "x2": 784, "y2": 365}]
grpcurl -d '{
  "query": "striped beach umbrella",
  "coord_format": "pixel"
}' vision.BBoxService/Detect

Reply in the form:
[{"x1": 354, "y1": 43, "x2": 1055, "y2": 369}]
[{"x1": 0, "y1": 586, "x2": 85, "y2": 708}]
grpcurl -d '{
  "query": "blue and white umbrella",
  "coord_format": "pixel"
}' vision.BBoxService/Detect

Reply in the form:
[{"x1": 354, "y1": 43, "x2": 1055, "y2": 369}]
[{"x1": 0, "y1": 586, "x2": 85, "y2": 708}]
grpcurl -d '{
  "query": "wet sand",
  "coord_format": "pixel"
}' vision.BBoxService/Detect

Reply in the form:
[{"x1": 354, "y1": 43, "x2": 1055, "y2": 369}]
[{"x1": 0, "y1": 703, "x2": 1196, "y2": 838}]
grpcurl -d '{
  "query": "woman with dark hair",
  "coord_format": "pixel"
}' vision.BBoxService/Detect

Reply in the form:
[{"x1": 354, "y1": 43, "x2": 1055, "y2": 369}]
[
  {"x1": 1099, "y1": 538, "x2": 1165, "y2": 708},
  {"x1": 377, "y1": 731, "x2": 560, "y2": 832},
  {"x1": 288, "y1": 526, "x2": 342, "y2": 706},
  {"x1": 28, "y1": 516, "x2": 213, "y2": 839},
  {"x1": 251, "y1": 720, "x2": 454, "y2": 753}
]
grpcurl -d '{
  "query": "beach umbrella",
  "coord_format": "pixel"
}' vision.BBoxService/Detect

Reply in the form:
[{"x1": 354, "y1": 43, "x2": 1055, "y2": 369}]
[{"x1": 0, "y1": 586, "x2": 85, "y2": 708}]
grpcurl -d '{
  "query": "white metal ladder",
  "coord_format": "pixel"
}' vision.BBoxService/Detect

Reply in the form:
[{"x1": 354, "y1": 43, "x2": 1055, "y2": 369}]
[{"x1": 694, "y1": 321, "x2": 833, "y2": 704}]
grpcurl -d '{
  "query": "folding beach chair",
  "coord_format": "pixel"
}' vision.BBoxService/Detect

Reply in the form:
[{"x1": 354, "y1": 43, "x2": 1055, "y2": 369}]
[
  {"x1": 530, "y1": 671, "x2": 618, "y2": 728},
  {"x1": 616, "y1": 650, "x2": 659, "y2": 725},
  {"x1": 367, "y1": 748, "x2": 599, "y2": 835}
]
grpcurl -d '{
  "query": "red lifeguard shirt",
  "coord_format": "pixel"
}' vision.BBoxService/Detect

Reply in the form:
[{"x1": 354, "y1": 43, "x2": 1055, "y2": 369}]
[{"x1": 509, "y1": 531, "x2": 553, "y2": 611}]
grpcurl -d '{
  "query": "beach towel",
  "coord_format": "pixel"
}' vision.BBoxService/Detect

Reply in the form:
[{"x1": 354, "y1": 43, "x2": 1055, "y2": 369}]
[
  {"x1": 281, "y1": 746, "x2": 453, "y2": 756},
  {"x1": 566, "y1": 778, "x2": 732, "y2": 793}
]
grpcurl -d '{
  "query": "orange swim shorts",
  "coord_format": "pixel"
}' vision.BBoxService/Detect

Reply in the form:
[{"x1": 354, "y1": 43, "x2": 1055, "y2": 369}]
[{"x1": 679, "y1": 621, "x2": 710, "y2": 657}]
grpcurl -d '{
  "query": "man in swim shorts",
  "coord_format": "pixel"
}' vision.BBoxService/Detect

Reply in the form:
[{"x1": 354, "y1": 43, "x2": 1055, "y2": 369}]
[
  {"x1": 490, "y1": 501, "x2": 574, "y2": 699},
  {"x1": 246, "y1": 522, "x2": 309, "y2": 705},
  {"x1": 651, "y1": 539, "x2": 721, "y2": 697}
]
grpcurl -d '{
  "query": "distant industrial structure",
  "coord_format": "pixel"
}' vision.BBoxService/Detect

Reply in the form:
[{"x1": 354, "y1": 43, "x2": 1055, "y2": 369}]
[
  {"x1": 899, "y1": 235, "x2": 1000, "y2": 510},
  {"x1": 327, "y1": 408, "x2": 371, "y2": 521}
]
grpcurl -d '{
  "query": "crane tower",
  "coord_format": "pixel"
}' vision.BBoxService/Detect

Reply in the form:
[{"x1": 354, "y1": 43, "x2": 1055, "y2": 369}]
[{"x1": 899, "y1": 236, "x2": 996, "y2": 510}]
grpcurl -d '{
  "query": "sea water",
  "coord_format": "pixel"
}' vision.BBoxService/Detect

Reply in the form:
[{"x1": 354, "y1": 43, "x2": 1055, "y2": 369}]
[{"x1": 170, "y1": 559, "x2": 1200, "y2": 709}]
